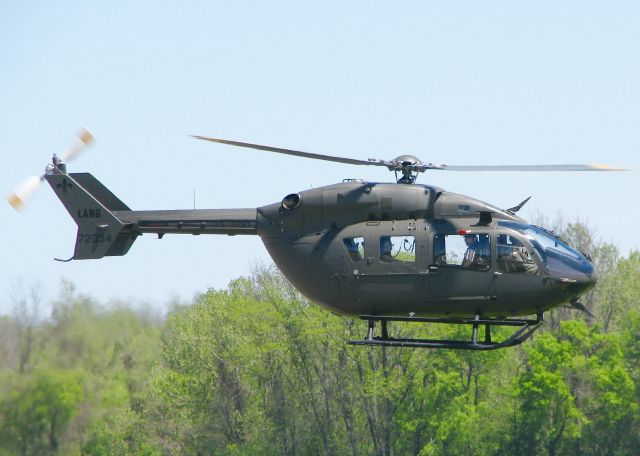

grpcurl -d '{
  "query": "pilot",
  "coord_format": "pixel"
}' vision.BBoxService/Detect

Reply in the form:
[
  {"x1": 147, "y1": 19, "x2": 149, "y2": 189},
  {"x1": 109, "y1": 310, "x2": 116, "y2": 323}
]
[
  {"x1": 497, "y1": 235, "x2": 538, "y2": 274},
  {"x1": 380, "y1": 236, "x2": 396, "y2": 262},
  {"x1": 509, "y1": 239, "x2": 538, "y2": 275},
  {"x1": 462, "y1": 234, "x2": 480, "y2": 268}
]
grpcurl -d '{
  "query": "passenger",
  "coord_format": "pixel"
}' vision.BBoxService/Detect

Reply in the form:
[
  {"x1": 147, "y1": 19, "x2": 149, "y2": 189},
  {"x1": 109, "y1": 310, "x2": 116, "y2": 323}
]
[
  {"x1": 462, "y1": 234, "x2": 480, "y2": 268},
  {"x1": 345, "y1": 239, "x2": 362, "y2": 262},
  {"x1": 434, "y1": 235, "x2": 447, "y2": 265},
  {"x1": 380, "y1": 236, "x2": 396, "y2": 262}
]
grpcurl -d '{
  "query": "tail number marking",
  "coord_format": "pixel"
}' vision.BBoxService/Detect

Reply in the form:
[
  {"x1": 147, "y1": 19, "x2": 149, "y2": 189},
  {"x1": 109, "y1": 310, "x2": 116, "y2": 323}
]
[{"x1": 77, "y1": 233, "x2": 112, "y2": 244}]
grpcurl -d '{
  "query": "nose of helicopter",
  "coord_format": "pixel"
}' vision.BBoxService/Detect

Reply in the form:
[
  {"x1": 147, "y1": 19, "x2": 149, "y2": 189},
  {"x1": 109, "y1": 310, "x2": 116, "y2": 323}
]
[
  {"x1": 549, "y1": 255, "x2": 598, "y2": 300},
  {"x1": 564, "y1": 272, "x2": 597, "y2": 295}
]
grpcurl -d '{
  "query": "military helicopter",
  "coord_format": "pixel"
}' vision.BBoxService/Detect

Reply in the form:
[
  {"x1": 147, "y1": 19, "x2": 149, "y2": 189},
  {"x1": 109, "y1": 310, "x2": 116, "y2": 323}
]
[{"x1": 8, "y1": 131, "x2": 626, "y2": 350}]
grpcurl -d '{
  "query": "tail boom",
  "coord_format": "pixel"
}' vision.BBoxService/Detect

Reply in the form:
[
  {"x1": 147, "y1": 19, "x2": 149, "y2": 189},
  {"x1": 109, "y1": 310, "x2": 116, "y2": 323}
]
[
  {"x1": 46, "y1": 170, "x2": 257, "y2": 260},
  {"x1": 114, "y1": 209, "x2": 257, "y2": 236}
]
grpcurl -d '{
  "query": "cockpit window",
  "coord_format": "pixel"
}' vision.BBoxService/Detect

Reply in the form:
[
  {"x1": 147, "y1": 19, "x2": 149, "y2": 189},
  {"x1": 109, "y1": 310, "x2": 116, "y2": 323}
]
[
  {"x1": 343, "y1": 237, "x2": 365, "y2": 262},
  {"x1": 433, "y1": 233, "x2": 491, "y2": 271},
  {"x1": 498, "y1": 222, "x2": 580, "y2": 259},
  {"x1": 380, "y1": 235, "x2": 416, "y2": 263},
  {"x1": 498, "y1": 221, "x2": 593, "y2": 276},
  {"x1": 497, "y1": 234, "x2": 539, "y2": 274}
]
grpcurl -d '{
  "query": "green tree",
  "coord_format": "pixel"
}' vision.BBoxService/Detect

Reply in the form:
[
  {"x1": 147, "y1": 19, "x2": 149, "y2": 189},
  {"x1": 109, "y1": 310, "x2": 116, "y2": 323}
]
[
  {"x1": 514, "y1": 320, "x2": 637, "y2": 456},
  {"x1": 2, "y1": 223, "x2": 639, "y2": 455},
  {"x1": 0, "y1": 369, "x2": 83, "y2": 455},
  {"x1": 595, "y1": 251, "x2": 640, "y2": 331}
]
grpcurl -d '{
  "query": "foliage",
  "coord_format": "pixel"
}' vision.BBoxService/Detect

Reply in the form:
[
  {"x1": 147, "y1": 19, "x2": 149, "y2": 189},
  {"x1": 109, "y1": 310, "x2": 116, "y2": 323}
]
[
  {"x1": 0, "y1": 368, "x2": 83, "y2": 455},
  {"x1": 0, "y1": 284, "x2": 163, "y2": 455},
  {"x1": 1, "y1": 222, "x2": 639, "y2": 455}
]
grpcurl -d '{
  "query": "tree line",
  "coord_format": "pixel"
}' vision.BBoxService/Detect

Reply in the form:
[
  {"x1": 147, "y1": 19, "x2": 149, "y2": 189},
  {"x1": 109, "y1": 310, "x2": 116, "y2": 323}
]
[{"x1": 0, "y1": 221, "x2": 639, "y2": 455}]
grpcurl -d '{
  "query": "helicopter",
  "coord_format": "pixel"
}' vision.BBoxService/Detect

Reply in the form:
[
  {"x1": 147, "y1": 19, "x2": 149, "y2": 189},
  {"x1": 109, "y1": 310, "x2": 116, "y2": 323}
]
[{"x1": 7, "y1": 130, "x2": 626, "y2": 350}]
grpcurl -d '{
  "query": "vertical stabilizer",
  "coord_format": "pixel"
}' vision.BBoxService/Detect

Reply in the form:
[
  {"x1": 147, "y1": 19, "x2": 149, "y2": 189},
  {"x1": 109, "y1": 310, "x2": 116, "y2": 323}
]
[{"x1": 45, "y1": 172, "x2": 137, "y2": 259}]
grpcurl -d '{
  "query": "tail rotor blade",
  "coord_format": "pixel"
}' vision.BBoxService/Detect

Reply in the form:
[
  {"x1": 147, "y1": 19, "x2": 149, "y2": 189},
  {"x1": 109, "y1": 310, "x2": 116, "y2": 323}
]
[
  {"x1": 6, "y1": 175, "x2": 43, "y2": 211},
  {"x1": 60, "y1": 128, "x2": 95, "y2": 163},
  {"x1": 7, "y1": 128, "x2": 95, "y2": 211}
]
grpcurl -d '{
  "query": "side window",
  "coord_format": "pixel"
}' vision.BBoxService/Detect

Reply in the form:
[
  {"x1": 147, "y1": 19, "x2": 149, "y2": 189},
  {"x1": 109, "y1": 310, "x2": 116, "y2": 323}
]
[
  {"x1": 380, "y1": 235, "x2": 416, "y2": 263},
  {"x1": 497, "y1": 234, "x2": 539, "y2": 274},
  {"x1": 433, "y1": 233, "x2": 491, "y2": 270},
  {"x1": 343, "y1": 237, "x2": 365, "y2": 262}
]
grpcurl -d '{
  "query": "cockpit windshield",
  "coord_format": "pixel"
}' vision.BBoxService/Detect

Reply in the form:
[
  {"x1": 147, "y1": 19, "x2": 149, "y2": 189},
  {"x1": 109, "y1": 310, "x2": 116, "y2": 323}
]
[{"x1": 498, "y1": 221, "x2": 593, "y2": 278}]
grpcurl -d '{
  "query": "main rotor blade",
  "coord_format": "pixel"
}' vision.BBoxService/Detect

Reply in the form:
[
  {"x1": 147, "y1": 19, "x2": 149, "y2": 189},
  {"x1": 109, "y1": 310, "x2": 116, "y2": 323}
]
[
  {"x1": 438, "y1": 164, "x2": 629, "y2": 172},
  {"x1": 192, "y1": 136, "x2": 629, "y2": 174},
  {"x1": 192, "y1": 135, "x2": 389, "y2": 167}
]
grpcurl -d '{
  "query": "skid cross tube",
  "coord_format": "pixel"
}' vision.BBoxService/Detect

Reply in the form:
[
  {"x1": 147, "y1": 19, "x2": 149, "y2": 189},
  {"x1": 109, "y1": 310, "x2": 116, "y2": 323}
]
[{"x1": 348, "y1": 313, "x2": 544, "y2": 350}]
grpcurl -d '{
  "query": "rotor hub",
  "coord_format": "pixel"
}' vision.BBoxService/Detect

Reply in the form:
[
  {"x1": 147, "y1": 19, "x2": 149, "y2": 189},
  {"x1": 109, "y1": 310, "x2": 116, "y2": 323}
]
[{"x1": 390, "y1": 155, "x2": 424, "y2": 184}]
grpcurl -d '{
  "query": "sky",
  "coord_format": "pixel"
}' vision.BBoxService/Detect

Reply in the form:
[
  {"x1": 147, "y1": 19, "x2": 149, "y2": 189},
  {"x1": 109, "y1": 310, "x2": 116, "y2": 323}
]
[{"x1": 1, "y1": 1, "x2": 638, "y2": 315}]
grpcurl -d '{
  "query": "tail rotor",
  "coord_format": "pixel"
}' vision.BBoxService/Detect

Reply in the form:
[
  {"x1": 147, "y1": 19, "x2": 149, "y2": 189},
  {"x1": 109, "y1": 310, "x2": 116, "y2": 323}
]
[{"x1": 6, "y1": 128, "x2": 95, "y2": 210}]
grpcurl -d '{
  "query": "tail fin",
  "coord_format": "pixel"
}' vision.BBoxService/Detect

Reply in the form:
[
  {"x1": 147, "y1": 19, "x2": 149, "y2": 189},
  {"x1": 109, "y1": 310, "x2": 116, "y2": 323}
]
[{"x1": 45, "y1": 172, "x2": 137, "y2": 259}]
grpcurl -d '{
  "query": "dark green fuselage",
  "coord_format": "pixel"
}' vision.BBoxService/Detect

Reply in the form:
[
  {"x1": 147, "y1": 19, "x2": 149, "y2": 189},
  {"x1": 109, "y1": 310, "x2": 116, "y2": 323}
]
[
  {"x1": 47, "y1": 171, "x2": 596, "y2": 318},
  {"x1": 255, "y1": 181, "x2": 595, "y2": 317}
]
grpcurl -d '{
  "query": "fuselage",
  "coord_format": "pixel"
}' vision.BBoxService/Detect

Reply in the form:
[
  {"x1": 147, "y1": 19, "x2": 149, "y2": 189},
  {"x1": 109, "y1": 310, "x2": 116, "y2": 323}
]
[{"x1": 256, "y1": 180, "x2": 596, "y2": 317}]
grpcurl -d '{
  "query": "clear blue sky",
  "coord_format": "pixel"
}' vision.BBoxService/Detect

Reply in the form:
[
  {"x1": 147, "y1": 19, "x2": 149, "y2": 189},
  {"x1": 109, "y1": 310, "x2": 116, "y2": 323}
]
[{"x1": 2, "y1": 1, "x2": 638, "y2": 314}]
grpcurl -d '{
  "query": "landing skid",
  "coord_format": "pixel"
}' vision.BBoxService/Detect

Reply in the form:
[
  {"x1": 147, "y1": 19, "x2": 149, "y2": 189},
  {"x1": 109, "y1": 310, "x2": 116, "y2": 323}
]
[{"x1": 348, "y1": 313, "x2": 543, "y2": 350}]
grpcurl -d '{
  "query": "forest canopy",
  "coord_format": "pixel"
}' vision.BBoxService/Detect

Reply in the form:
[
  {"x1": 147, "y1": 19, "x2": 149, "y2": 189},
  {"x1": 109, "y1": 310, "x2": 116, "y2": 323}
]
[{"x1": 1, "y1": 221, "x2": 639, "y2": 455}]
